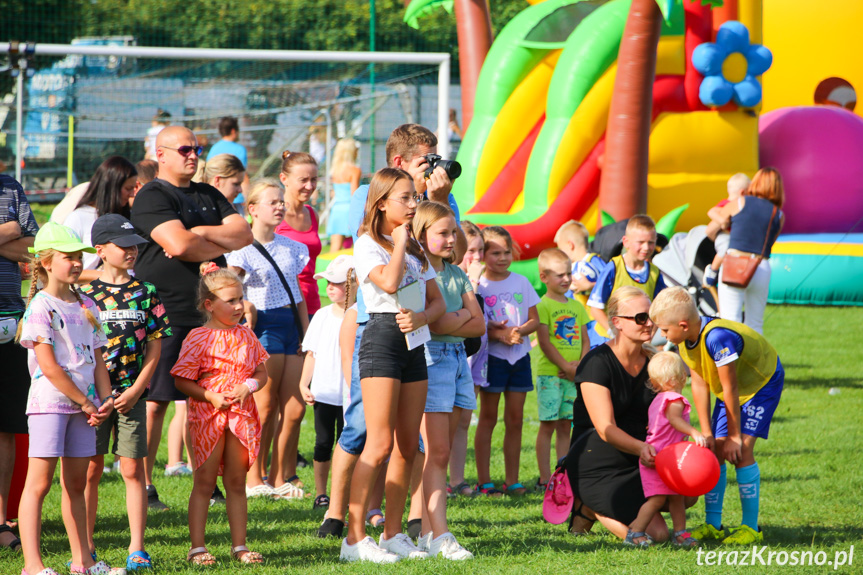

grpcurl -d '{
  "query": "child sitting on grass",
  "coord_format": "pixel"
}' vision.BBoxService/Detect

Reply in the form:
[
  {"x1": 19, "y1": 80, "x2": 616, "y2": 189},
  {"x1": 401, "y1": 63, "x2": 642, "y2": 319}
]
[
  {"x1": 534, "y1": 248, "x2": 589, "y2": 491},
  {"x1": 80, "y1": 214, "x2": 170, "y2": 571},
  {"x1": 625, "y1": 351, "x2": 705, "y2": 548},
  {"x1": 650, "y1": 286, "x2": 785, "y2": 545}
]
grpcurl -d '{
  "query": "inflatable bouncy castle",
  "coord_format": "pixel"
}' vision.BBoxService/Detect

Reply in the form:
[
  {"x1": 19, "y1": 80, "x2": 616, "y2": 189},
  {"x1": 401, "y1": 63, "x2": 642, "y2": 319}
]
[{"x1": 398, "y1": 0, "x2": 863, "y2": 306}]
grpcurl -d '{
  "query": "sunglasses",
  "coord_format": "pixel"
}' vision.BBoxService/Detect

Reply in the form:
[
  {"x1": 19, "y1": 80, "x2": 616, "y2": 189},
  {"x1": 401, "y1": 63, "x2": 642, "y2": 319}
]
[
  {"x1": 615, "y1": 312, "x2": 651, "y2": 326},
  {"x1": 160, "y1": 145, "x2": 203, "y2": 157}
]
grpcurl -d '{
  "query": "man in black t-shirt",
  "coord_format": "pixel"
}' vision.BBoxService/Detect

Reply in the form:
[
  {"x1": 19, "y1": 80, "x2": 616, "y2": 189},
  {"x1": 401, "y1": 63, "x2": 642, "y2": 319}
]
[{"x1": 131, "y1": 126, "x2": 252, "y2": 509}]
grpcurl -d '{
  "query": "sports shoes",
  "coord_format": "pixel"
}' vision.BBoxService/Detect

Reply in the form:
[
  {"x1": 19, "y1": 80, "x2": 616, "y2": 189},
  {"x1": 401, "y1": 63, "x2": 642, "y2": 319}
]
[
  {"x1": 690, "y1": 523, "x2": 731, "y2": 541},
  {"x1": 703, "y1": 266, "x2": 719, "y2": 287},
  {"x1": 146, "y1": 485, "x2": 168, "y2": 511},
  {"x1": 406, "y1": 518, "x2": 422, "y2": 539},
  {"x1": 417, "y1": 531, "x2": 433, "y2": 553},
  {"x1": 313, "y1": 494, "x2": 330, "y2": 509},
  {"x1": 723, "y1": 525, "x2": 764, "y2": 545},
  {"x1": 209, "y1": 485, "x2": 226, "y2": 506},
  {"x1": 317, "y1": 517, "x2": 345, "y2": 539},
  {"x1": 246, "y1": 483, "x2": 277, "y2": 499},
  {"x1": 429, "y1": 532, "x2": 474, "y2": 560},
  {"x1": 273, "y1": 481, "x2": 305, "y2": 499},
  {"x1": 340, "y1": 536, "x2": 399, "y2": 564},
  {"x1": 378, "y1": 532, "x2": 430, "y2": 560},
  {"x1": 164, "y1": 462, "x2": 193, "y2": 477},
  {"x1": 296, "y1": 452, "x2": 309, "y2": 468},
  {"x1": 126, "y1": 550, "x2": 153, "y2": 571}
]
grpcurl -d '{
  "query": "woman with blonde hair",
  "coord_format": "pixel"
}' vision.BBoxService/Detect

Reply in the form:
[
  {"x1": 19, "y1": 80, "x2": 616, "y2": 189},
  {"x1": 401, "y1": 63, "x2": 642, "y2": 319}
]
[
  {"x1": 199, "y1": 154, "x2": 246, "y2": 205},
  {"x1": 713, "y1": 166, "x2": 785, "y2": 333},
  {"x1": 227, "y1": 179, "x2": 310, "y2": 499},
  {"x1": 563, "y1": 286, "x2": 689, "y2": 543},
  {"x1": 328, "y1": 138, "x2": 362, "y2": 252}
]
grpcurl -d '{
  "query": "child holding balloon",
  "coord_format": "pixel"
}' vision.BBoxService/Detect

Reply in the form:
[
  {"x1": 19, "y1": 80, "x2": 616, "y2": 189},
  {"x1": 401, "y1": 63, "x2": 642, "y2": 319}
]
[
  {"x1": 625, "y1": 351, "x2": 705, "y2": 548},
  {"x1": 650, "y1": 286, "x2": 785, "y2": 546}
]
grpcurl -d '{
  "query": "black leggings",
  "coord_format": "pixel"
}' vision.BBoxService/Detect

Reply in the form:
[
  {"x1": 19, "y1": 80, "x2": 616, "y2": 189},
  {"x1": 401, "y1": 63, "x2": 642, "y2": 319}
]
[{"x1": 313, "y1": 402, "x2": 344, "y2": 462}]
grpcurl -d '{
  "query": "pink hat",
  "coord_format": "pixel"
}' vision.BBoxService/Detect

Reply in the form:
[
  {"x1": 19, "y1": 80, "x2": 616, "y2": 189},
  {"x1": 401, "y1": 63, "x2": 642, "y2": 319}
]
[{"x1": 542, "y1": 468, "x2": 574, "y2": 525}]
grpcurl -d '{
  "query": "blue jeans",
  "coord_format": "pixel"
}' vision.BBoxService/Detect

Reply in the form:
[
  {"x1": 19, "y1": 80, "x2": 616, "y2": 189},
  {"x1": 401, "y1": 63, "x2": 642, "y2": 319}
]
[{"x1": 337, "y1": 322, "x2": 367, "y2": 455}]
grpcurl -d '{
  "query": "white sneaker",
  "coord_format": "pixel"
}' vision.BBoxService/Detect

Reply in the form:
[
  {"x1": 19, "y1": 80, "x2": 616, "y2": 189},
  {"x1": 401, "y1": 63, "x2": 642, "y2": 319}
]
[
  {"x1": 417, "y1": 531, "x2": 433, "y2": 553},
  {"x1": 164, "y1": 462, "x2": 193, "y2": 476},
  {"x1": 340, "y1": 536, "x2": 400, "y2": 564},
  {"x1": 379, "y1": 532, "x2": 430, "y2": 560},
  {"x1": 429, "y1": 532, "x2": 474, "y2": 560}
]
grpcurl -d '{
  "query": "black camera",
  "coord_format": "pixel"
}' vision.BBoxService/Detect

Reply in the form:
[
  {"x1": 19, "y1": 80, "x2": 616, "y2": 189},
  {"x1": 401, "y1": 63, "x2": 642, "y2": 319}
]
[{"x1": 423, "y1": 154, "x2": 462, "y2": 181}]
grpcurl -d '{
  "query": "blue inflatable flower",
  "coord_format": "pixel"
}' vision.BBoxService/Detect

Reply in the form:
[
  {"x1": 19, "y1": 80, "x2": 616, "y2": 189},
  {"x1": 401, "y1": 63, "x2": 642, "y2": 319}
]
[{"x1": 691, "y1": 21, "x2": 773, "y2": 108}]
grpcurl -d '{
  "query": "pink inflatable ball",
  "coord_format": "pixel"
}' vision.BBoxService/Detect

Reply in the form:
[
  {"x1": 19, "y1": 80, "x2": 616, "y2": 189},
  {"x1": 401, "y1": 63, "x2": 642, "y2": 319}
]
[
  {"x1": 759, "y1": 106, "x2": 863, "y2": 234},
  {"x1": 655, "y1": 441, "x2": 721, "y2": 497}
]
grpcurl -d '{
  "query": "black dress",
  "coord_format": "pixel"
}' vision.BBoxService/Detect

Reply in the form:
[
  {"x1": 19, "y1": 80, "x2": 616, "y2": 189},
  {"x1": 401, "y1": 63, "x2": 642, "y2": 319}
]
[{"x1": 566, "y1": 344, "x2": 656, "y2": 525}]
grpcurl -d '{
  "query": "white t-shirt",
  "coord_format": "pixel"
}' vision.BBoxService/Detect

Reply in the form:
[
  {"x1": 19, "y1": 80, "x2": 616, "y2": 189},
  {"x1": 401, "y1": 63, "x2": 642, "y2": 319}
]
[
  {"x1": 354, "y1": 234, "x2": 436, "y2": 314},
  {"x1": 226, "y1": 235, "x2": 309, "y2": 311},
  {"x1": 63, "y1": 205, "x2": 100, "y2": 270},
  {"x1": 301, "y1": 304, "x2": 347, "y2": 406}
]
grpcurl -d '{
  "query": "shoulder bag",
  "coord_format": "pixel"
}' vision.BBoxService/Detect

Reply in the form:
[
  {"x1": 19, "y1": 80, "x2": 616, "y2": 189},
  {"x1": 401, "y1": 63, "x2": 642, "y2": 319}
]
[
  {"x1": 251, "y1": 240, "x2": 305, "y2": 342},
  {"x1": 721, "y1": 205, "x2": 777, "y2": 289}
]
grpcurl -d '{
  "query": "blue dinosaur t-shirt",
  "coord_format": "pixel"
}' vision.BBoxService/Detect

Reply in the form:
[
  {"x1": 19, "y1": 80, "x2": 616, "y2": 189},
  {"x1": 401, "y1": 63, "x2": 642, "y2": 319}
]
[{"x1": 536, "y1": 294, "x2": 590, "y2": 376}]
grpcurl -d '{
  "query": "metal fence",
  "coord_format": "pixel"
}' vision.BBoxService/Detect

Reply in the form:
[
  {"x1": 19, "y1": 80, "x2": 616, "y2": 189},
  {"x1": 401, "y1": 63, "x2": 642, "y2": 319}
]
[{"x1": 0, "y1": 41, "x2": 460, "y2": 216}]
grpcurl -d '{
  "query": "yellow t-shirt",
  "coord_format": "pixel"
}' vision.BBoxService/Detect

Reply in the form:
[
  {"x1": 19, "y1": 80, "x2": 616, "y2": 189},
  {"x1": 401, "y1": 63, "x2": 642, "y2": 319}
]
[{"x1": 536, "y1": 294, "x2": 590, "y2": 376}]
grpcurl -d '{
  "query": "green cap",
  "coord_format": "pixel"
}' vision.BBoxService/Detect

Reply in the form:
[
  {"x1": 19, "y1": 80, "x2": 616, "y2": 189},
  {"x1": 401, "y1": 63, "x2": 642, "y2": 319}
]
[{"x1": 29, "y1": 222, "x2": 97, "y2": 254}]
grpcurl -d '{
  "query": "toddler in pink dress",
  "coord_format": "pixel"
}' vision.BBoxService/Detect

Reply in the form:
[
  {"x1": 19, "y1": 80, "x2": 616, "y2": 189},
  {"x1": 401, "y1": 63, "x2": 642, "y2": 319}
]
[{"x1": 626, "y1": 352, "x2": 706, "y2": 548}]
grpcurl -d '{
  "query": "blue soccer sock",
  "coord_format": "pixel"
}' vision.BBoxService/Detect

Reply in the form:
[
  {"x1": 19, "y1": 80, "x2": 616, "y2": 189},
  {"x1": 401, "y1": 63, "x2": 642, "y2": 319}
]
[
  {"x1": 737, "y1": 462, "x2": 761, "y2": 530},
  {"x1": 705, "y1": 463, "x2": 727, "y2": 529}
]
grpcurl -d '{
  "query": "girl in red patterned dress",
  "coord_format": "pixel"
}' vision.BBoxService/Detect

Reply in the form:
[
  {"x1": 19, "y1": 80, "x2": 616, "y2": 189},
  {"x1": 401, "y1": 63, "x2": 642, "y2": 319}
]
[{"x1": 171, "y1": 264, "x2": 269, "y2": 565}]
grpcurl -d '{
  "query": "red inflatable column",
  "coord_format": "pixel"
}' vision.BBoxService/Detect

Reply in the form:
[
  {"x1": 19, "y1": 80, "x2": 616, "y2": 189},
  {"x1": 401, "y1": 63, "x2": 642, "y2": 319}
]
[{"x1": 7, "y1": 434, "x2": 29, "y2": 521}]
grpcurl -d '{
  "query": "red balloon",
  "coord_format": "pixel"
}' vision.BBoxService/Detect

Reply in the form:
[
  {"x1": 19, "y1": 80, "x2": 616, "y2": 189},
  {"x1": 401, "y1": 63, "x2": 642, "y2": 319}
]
[{"x1": 655, "y1": 441, "x2": 721, "y2": 497}]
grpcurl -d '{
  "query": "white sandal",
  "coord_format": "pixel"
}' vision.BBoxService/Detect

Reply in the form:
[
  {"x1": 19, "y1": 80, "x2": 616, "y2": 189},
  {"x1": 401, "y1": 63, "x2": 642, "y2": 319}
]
[
  {"x1": 231, "y1": 545, "x2": 264, "y2": 564},
  {"x1": 273, "y1": 481, "x2": 305, "y2": 499},
  {"x1": 246, "y1": 483, "x2": 277, "y2": 499}
]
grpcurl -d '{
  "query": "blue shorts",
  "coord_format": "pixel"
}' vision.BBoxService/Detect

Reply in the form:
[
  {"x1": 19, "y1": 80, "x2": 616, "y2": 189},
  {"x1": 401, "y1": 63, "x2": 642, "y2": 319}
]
[
  {"x1": 485, "y1": 354, "x2": 533, "y2": 394},
  {"x1": 254, "y1": 307, "x2": 300, "y2": 355},
  {"x1": 424, "y1": 341, "x2": 476, "y2": 413},
  {"x1": 337, "y1": 323, "x2": 366, "y2": 455},
  {"x1": 712, "y1": 358, "x2": 784, "y2": 440}
]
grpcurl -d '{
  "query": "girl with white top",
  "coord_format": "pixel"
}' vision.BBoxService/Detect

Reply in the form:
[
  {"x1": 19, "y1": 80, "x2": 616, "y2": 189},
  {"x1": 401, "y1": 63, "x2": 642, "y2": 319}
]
[
  {"x1": 226, "y1": 179, "x2": 309, "y2": 499},
  {"x1": 341, "y1": 168, "x2": 445, "y2": 564},
  {"x1": 299, "y1": 255, "x2": 357, "y2": 509}
]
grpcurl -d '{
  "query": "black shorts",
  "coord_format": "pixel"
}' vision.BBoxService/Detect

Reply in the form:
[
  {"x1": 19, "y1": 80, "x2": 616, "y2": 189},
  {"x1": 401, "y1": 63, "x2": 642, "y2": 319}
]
[
  {"x1": 0, "y1": 340, "x2": 30, "y2": 434},
  {"x1": 147, "y1": 325, "x2": 193, "y2": 402},
  {"x1": 358, "y1": 313, "x2": 427, "y2": 384}
]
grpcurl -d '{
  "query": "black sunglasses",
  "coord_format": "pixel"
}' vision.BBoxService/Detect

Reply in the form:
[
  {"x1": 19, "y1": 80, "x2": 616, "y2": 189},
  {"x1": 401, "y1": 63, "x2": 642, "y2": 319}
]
[
  {"x1": 160, "y1": 145, "x2": 203, "y2": 157},
  {"x1": 615, "y1": 312, "x2": 650, "y2": 326}
]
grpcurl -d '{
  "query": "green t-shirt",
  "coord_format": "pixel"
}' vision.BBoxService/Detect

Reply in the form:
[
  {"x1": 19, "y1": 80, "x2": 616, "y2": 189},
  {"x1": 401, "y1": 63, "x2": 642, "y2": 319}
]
[
  {"x1": 431, "y1": 262, "x2": 474, "y2": 343},
  {"x1": 536, "y1": 294, "x2": 590, "y2": 376}
]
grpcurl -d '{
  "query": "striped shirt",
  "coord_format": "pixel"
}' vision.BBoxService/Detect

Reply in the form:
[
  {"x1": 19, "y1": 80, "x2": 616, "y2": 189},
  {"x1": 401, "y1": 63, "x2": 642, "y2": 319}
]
[{"x1": 0, "y1": 175, "x2": 39, "y2": 315}]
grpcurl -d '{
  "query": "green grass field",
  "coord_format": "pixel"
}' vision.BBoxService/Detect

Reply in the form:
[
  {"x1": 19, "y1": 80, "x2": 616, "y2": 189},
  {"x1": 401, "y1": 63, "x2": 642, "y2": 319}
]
[{"x1": 4, "y1": 304, "x2": 862, "y2": 574}]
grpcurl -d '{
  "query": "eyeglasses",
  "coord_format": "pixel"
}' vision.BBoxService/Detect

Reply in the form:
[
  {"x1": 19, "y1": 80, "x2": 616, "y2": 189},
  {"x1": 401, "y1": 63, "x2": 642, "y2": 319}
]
[
  {"x1": 387, "y1": 195, "x2": 423, "y2": 207},
  {"x1": 159, "y1": 145, "x2": 203, "y2": 157},
  {"x1": 615, "y1": 312, "x2": 651, "y2": 326}
]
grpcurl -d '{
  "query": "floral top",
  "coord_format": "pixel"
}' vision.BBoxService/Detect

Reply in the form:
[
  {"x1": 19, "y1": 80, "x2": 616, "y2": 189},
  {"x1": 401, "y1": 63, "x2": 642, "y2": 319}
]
[{"x1": 19, "y1": 291, "x2": 108, "y2": 414}]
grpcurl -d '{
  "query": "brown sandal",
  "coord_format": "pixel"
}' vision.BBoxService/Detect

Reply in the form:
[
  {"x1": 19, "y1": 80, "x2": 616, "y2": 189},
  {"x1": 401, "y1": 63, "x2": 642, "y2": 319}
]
[
  {"x1": 231, "y1": 545, "x2": 263, "y2": 564},
  {"x1": 187, "y1": 547, "x2": 216, "y2": 565}
]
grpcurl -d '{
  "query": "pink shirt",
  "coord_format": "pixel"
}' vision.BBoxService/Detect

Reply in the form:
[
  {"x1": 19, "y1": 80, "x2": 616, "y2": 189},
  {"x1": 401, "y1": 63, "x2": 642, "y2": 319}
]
[
  {"x1": 640, "y1": 391, "x2": 691, "y2": 497},
  {"x1": 275, "y1": 205, "x2": 322, "y2": 314}
]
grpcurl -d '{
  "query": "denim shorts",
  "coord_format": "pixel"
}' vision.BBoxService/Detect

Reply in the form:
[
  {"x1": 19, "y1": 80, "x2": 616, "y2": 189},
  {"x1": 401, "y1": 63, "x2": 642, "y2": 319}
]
[
  {"x1": 424, "y1": 340, "x2": 477, "y2": 413},
  {"x1": 358, "y1": 313, "x2": 427, "y2": 384},
  {"x1": 254, "y1": 306, "x2": 300, "y2": 355},
  {"x1": 712, "y1": 358, "x2": 784, "y2": 440},
  {"x1": 337, "y1": 322, "x2": 367, "y2": 456},
  {"x1": 485, "y1": 354, "x2": 533, "y2": 393}
]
